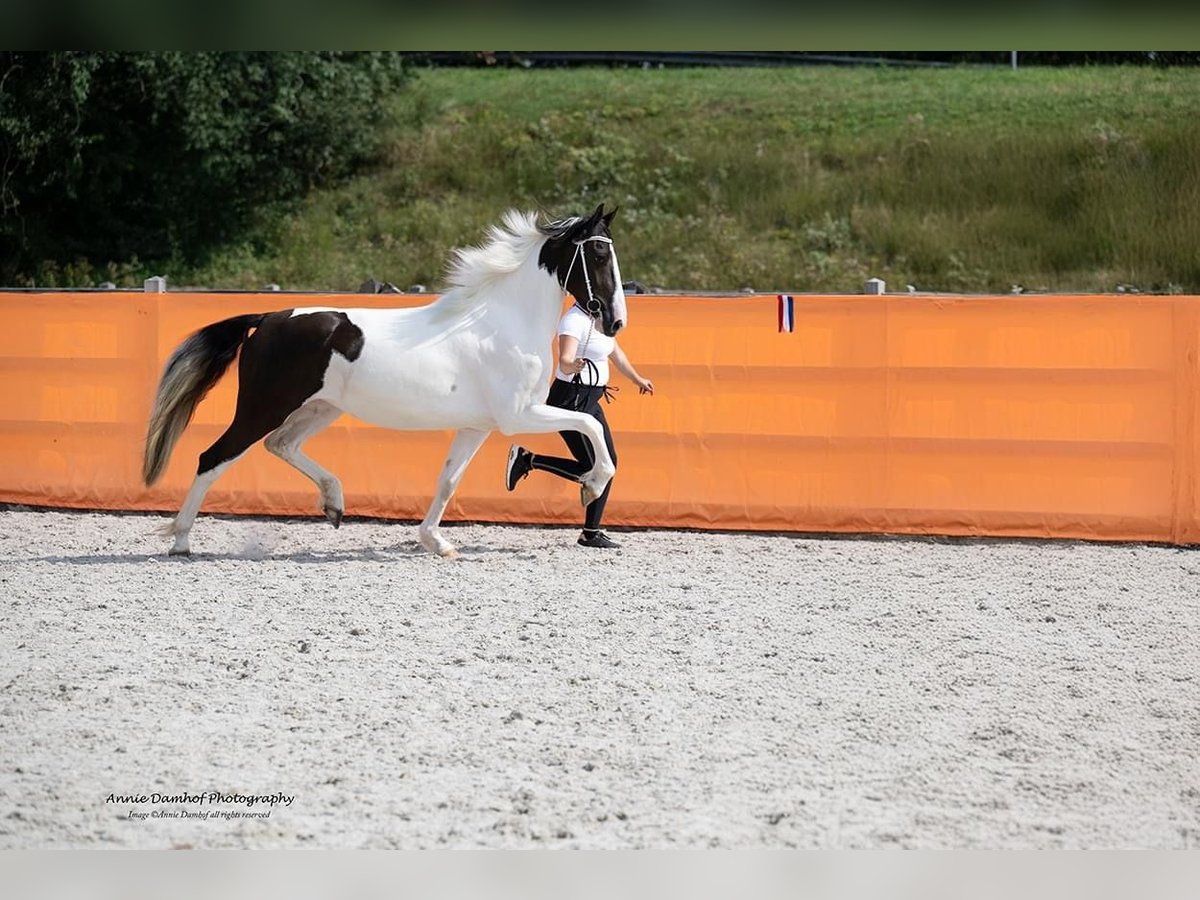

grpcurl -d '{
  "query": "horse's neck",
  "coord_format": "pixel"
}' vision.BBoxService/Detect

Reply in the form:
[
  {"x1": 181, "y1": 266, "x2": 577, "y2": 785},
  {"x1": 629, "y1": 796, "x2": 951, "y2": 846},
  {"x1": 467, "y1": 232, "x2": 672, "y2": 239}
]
[{"x1": 478, "y1": 255, "x2": 564, "y2": 346}]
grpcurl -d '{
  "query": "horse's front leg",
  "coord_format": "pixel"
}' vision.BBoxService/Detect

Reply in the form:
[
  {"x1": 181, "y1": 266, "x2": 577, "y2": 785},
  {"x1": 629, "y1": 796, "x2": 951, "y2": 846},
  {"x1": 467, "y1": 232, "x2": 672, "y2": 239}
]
[
  {"x1": 419, "y1": 428, "x2": 490, "y2": 559},
  {"x1": 499, "y1": 404, "x2": 614, "y2": 506}
]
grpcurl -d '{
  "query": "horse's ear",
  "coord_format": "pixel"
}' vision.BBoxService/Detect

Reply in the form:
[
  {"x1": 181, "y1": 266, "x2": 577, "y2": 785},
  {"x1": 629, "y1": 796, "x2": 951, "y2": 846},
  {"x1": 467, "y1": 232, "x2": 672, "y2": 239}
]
[
  {"x1": 602, "y1": 206, "x2": 618, "y2": 227},
  {"x1": 565, "y1": 205, "x2": 605, "y2": 240}
]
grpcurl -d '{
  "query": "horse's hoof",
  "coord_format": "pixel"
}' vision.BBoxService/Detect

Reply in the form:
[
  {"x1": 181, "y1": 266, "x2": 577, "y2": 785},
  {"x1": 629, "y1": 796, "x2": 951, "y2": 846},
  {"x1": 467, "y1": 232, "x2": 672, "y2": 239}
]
[
  {"x1": 168, "y1": 547, "x2": 191, "y2": 557},
  {"x1": 439, "y1": 547, "x2": 460, "y2": 560},
  {"x1": 324, "y1": 506, "x2": 343, "y2": 529},
  {"x1": 581, "y1": 485, "x2": 598, "y2": 506}
]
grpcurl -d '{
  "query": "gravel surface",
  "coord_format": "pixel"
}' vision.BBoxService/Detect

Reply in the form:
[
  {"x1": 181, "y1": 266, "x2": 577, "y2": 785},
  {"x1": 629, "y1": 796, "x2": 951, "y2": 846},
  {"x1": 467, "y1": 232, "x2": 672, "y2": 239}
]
[{"x1": 2, "y1": 508, "x2": 1198, "y2": 849}]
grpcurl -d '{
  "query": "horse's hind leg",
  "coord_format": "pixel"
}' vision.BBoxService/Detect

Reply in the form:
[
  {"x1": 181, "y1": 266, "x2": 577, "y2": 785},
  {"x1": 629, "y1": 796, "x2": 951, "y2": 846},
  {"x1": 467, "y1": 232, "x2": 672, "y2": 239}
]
[
  {"x1": 167, "y1": 458, "x2": 237, "y2": 556},
  {"x1": 166, "y1": 415, "x2": 282, "y2": 556},
  {"x1": 418, "y1": 428, "x2": 489, "y2": 559},
  {"x1": 263, "y1": 400, "x2": 345, "y2": 527}
]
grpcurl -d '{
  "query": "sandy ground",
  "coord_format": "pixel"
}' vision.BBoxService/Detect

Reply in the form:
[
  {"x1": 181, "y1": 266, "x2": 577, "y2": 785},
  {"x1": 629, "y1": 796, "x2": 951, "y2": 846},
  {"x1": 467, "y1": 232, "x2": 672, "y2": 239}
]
[{"x1": 1, "y1": 506, "x2": 1197, "y2": 849}]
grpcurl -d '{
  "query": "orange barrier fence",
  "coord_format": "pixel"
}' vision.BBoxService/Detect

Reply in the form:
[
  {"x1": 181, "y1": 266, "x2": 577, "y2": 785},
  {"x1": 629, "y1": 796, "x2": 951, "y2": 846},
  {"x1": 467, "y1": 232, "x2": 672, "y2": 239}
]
[{"x1": 1, "y1": 291, "x2": 1198, "y2": 544}]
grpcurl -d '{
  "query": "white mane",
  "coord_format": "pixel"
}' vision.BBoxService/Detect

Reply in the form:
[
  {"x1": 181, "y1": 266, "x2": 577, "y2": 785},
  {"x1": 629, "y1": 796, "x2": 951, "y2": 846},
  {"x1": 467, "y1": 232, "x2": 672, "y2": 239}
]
[{"x1": 443, "y1": 209, "x2": 552, "y2": 302}]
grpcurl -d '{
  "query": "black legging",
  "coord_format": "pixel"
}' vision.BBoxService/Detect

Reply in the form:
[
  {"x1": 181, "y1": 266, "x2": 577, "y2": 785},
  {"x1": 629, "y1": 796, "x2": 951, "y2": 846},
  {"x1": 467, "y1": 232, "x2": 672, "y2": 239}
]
[{"x1": 530, "y1": 378, "x2": 618, "y2": 531}]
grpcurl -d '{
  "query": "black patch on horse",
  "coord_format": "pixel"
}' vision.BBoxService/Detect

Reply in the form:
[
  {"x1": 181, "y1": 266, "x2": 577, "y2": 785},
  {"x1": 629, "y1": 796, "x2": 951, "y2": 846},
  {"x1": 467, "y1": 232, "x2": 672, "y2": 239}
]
[
  {"x1": 538, "y1": 204, "x2": 615, "y2": 283},
  {"x1": 329, "y1": 313, "x2": 364, "y2": 361},
  {"x1": 196, "y1": 310, "x2": 364, "y2": 474}
]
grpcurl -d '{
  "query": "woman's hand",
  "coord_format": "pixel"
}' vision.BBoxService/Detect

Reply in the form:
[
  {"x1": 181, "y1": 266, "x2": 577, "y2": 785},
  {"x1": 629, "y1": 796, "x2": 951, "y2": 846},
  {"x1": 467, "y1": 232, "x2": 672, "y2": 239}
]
[{"x1": 609, "y1": 341, "x2": 653, "y2": 395}]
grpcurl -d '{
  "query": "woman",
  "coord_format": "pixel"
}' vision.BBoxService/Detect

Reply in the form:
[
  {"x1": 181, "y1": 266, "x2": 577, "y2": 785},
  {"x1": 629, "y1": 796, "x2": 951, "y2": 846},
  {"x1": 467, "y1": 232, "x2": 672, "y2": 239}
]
[{"x1": 505, "y1": 301, "x2": 654, "y2": 548}]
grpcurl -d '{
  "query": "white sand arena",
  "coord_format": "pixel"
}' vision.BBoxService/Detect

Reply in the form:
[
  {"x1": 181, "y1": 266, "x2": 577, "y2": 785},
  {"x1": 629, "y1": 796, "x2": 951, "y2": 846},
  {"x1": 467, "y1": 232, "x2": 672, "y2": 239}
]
[{"x1": 1, "y1": 507, "x2": 1197, "y2": 849}]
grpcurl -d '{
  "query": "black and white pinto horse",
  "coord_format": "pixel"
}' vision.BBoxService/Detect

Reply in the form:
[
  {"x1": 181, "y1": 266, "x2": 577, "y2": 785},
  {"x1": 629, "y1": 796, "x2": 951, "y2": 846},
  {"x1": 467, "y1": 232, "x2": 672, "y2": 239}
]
[{"x1": 143, "y1": 205, "x2": 626, "y2": 558}]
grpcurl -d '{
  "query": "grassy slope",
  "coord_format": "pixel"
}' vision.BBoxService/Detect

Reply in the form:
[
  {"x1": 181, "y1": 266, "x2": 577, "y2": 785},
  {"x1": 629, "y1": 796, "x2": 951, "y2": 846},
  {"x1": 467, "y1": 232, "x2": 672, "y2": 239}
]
[{"x1": 184, "y1": 65, "x2": 1200, "y2": 294}]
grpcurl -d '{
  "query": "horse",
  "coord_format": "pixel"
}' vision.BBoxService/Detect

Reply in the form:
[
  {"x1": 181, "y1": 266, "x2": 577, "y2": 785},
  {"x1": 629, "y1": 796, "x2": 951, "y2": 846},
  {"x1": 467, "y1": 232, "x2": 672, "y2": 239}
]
[{"x1": 142, "y1": 204, "x2": 627, "y2": 558}]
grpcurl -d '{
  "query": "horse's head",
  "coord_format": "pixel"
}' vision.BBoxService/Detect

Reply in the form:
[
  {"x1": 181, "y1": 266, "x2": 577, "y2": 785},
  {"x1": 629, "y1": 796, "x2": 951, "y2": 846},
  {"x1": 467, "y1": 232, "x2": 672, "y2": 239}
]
[{"x1": 539, "y1": 204, "x2": 627, "y2": 338}]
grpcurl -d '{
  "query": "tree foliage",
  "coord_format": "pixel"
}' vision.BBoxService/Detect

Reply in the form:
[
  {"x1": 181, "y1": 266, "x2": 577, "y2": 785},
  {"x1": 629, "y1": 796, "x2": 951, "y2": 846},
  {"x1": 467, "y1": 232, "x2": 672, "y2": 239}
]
[{"x1": 0, "y1": 52, "x2": 408, "y2": 284}]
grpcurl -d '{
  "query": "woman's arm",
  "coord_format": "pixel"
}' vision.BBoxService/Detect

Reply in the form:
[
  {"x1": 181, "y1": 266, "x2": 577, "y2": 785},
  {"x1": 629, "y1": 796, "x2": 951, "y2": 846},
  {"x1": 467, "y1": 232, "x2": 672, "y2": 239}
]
[
  {"x1": 558, "y1": 334, "x2": 584, "y2": 376},
  {"x1": 610, "y1": 342, "x2": 654, "y2": 395}
]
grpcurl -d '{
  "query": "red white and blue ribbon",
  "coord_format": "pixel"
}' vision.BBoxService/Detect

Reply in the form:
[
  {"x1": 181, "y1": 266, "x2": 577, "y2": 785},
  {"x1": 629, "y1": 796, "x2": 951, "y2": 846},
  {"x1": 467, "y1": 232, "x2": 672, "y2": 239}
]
[{"x1": 777, "y1": 294, "x2": 795, "y2": 333}]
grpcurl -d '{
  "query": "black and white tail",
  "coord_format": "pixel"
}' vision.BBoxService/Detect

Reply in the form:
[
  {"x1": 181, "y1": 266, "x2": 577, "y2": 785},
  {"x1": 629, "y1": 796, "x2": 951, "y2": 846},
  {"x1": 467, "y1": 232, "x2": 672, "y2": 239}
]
[{"x1": 142, "y1": 314, "x2": 265, "y2": 486}]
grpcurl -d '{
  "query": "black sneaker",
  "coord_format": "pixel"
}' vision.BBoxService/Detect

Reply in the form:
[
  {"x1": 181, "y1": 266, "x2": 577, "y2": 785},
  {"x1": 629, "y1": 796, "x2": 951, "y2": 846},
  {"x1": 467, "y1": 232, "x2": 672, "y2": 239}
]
[
  {"x1": 578, "y1": 530, "x2": 620, "y2": 549},
  {"x1": 505, "y1": 445, "x2": 533, "y2": 491}
]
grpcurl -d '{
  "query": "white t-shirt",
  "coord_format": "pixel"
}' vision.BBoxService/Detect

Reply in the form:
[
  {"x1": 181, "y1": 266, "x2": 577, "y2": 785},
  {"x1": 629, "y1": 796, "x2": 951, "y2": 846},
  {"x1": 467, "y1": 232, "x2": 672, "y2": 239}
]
[{"x1": 555, "y1": 304, "x2": 615, "y2": 385}]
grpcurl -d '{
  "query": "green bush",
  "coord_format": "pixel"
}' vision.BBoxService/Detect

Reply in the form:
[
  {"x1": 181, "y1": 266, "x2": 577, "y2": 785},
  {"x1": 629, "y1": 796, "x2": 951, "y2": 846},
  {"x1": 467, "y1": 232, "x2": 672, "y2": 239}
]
[{"x1": 0, "y1": 51, "x2": 408, "y2": 284}]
